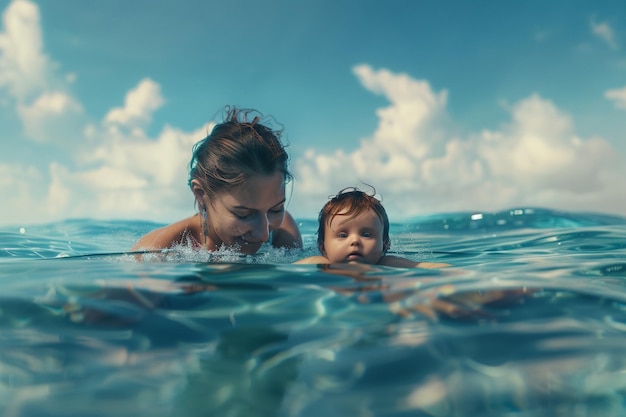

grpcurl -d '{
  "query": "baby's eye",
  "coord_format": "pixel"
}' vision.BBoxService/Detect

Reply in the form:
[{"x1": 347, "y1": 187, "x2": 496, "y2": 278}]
[
  {"x1": 362, "y1": 232, "x2": 373, "y2": 238},
  {"x1": 337, "y1": 232, "x2": 348, "y2": 238}
]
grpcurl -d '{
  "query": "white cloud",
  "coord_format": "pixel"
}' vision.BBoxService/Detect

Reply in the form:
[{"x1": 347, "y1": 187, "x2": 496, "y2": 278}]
[
  {"x1": 591, "y1": 19, "x2": 618, "y2": 49},
  {"x1": 40, "y1": 80, "x2": 209, "y2": 222},
  {"x1": 0, "y1": 0, "x2": 51, "y2": 101},
  {"x1": 1, "y1": 0, "x2": 624, "y2": 227},
  {"x1": 104, "y1": 78, "x2": 165, "y2": 129},
  {"x1": 291, "y1": 65, "x2": 624, "y2": 220},
  {"x1": 477, "y1": 94, "x2": 615, "y2": 194},
  {"x1": 17, "y1": 91, "x2": 83, "y2": 141},
  {"x1": 0, "y1": 0, "x2": 86, "y2": 142},
  {"x1": 0, "y1": 0, "x2": 207, "y2": 226},
  {"x1": 293, "y1": 65, "x2": 453, "y2": 217},
  {"x1": 605, "y1": 86, "x2": 626, "y2": 110},
  {"x1": 3, "y1": 118, "x2": 210, "y2": 225}
]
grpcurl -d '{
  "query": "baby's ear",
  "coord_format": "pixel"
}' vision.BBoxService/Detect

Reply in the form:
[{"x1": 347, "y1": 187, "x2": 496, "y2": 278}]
[
  {"x1": 318, "y1": 242, "x2": 326, "y2": 255},
  {"x1": 383, "y1": 238, "x2": 391, "y2": 254}
]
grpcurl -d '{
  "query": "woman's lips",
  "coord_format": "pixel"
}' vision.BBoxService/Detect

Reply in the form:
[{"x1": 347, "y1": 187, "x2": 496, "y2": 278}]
[{"x1": 235, "y1": 237, "x2": 262, "y2": 253}]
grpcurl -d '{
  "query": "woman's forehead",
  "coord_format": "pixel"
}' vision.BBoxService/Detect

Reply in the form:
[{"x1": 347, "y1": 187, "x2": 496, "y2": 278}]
[{"x1": 219, "y1": 173, "x2": 285, "y2": 208}]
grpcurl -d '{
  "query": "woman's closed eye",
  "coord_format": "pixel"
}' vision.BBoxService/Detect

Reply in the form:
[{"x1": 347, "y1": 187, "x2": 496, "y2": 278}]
[
  {"x1": 234, "y1": 208, "x2": 283, "y2": 220},
  {"x1": 233, "y1": 211, "x2": 253, "y2": 220}
]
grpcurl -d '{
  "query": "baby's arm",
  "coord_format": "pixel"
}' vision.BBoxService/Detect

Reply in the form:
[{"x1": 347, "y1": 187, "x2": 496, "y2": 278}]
[{"x1": 378, "y1": 255, "x2": 450, "y2": 269}]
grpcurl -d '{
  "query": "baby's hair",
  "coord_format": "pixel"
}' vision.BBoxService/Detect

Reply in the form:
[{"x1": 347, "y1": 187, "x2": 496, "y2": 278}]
[{"x1": 317, "y1": 187, "x2": 391, "y2": 255}]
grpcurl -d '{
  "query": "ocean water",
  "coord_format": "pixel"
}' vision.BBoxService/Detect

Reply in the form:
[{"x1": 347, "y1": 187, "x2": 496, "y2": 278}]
[{"x1": 1, "y1": 207, "x2": 626, "y2": 417}]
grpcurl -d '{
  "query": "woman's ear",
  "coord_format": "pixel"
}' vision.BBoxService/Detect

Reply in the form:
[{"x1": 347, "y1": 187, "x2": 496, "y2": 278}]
[{"x1": 191, "y1": 179, "x2": 208, "y2": 211}]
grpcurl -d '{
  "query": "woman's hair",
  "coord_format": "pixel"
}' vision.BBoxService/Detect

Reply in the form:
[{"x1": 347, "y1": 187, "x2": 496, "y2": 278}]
[
  {"x1": 317, "y1": 187, "x2": 391, "y2": 254},
  {"x1": 188, "y1": 106, "x2": 292, "y2": 199}
]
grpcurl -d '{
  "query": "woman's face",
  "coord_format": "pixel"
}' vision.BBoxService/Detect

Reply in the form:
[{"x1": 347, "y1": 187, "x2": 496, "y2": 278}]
[{"x1": 203, "y1": 172, "x2": 286, "y2": 254}]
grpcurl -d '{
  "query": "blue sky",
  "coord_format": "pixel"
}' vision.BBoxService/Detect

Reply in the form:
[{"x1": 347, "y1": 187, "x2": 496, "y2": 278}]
[{"x1": 1, "y1": 0, "x2": 625, "y2": 226}]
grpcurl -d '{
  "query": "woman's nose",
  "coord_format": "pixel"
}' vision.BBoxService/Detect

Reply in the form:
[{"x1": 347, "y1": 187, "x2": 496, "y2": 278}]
[{"x1": 249, "y1": 214, "x2": 270, "y2": 242}]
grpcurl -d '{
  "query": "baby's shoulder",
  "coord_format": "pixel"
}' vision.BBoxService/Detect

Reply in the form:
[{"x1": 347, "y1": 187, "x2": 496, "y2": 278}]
[{"x1": 293, "y1": 256, "x2": 330, "y2": 264}]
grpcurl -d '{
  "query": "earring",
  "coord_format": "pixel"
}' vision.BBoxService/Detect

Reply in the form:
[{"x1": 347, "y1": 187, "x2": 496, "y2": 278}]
[{"x1": 201, "y1": 207, "x2": 209, "y2": 243}]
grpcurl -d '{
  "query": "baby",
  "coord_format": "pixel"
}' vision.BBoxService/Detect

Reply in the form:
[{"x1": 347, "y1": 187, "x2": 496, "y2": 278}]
[{"x1": 295, "y1": 188, "x2": 449, "y2": 268}]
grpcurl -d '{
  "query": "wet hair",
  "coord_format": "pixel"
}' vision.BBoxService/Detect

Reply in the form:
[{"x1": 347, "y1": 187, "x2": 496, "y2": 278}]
[
  {"x1": 188, "y1": 106, "x2": 292, "y2": 200},
  {"x1": 317, "y1": 187, "x2": 391, "y2": 255}
]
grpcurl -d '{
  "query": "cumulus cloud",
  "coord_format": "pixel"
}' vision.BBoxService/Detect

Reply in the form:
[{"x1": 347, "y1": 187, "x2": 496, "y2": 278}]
[
  {"x1": 104, "y1": 78, "x2": 165, "y2": 130},
  {"x1": 44, "y1": 126, "x2": 197, "y2": 222},
  {"x1": 66, "y1": 120, "x2": 209, "y2": 220},
  {"x1": 291, "y1": 65, "x2": 623, "y2": 220},
  {"x1": 591, "y1": 19, "x2": 618, "y2": 49},
  {"x1": 479, "y1": 94, "x2": 614, "y2": 193},
  {"x1": 605, "y1": 86, "x2": 626, "y2": 110},
  {"x1": 0, "y1": 0, "x2": 208, "y2": 225},
  {"x1": 0, "y1": 0, "x2": 51, "y2": 101},
  {"x1": 295, "y1": 65, "x2": 448, "y2": 192},
  {"x1": 17, "y1": 91, "x2": 83, "y2": 141},
  {"x1": 37, "y1": 76, "x2": 210, "y2": 222},
  {"x1": 1, "y1": 0, "x2": 624, "y2": 226},
  {"x1": 293, "y1": 65, "x2": 454, "y2": 217},
  {"x1": 2, "y1": 85, "x2": 208, "y2": 225},
  {"x1": 0, "y1": 0, "x2": 85, "y2": 142}
]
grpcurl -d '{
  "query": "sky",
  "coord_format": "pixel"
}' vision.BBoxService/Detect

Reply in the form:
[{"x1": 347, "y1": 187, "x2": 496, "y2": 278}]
[{"x1": 0, "y1": 0, "x2": 625, "y2": 226}]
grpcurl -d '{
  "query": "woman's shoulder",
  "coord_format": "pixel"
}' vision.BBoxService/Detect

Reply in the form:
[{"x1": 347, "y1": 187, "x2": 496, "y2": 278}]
[
  {"x1": 132, "y1": 215, "x2": 200, "y2": 251},
  {"x1": 272, "y1": 210, "x2": 303, "y2": 249}
]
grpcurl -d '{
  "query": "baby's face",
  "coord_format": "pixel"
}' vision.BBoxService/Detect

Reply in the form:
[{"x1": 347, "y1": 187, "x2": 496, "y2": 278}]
[{"x1": 322, "y1": 208, "x2": 385, "y2": 264}]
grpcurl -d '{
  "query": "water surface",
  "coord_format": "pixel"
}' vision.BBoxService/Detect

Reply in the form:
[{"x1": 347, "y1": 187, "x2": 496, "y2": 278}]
[{"x1": 1, "y1": 208, "x2": 626, "y2": 416}]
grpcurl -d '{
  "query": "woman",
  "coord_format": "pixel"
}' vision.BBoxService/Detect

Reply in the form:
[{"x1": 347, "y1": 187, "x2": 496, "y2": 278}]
[{"x1": 132, "y1": 106, "x2": 302, "y2": 254}]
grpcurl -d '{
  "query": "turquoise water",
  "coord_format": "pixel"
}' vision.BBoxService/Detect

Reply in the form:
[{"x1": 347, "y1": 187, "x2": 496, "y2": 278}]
[{"x1": 1, "y1": 207, "x2": 626, "y2": 417}]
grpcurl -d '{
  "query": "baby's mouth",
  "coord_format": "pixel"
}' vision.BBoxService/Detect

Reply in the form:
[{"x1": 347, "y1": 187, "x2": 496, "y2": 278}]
[{"x1": 346, "y1": 252, "x2": 363, "y2": 261}]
